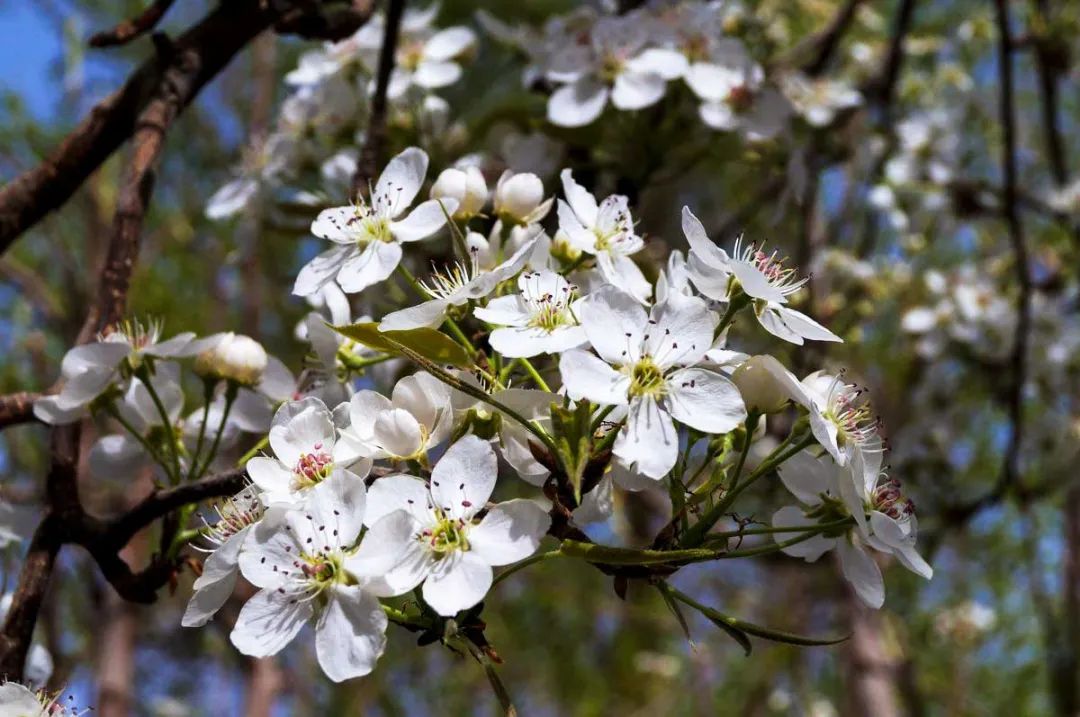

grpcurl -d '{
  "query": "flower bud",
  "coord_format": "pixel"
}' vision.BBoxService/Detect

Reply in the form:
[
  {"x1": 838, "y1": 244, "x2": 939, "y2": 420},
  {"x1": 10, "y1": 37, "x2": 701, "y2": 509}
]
[
  {"x1": 431, "y1": 166, "x2": 488, "y2": 219},
  {"x1": 194, "y1": 333, "x2": 268, "y2": 387},
  {"x1": 494, "y1": 171, "x2": 545, "y2": 224},
  {"x1": 731, "y1": 355, "x2": 790, "y2": 414}
]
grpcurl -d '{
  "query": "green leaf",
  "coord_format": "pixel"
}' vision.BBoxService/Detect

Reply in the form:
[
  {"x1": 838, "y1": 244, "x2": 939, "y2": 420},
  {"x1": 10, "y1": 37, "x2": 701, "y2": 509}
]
[
  {"x1": 655, "y1": 584, "x2": 696, "y2": 648},
  {"x1": 666, "y1": 584, "x2": 848, "y2": 655},
  {"x1": 549, "y1": 400, "x2": 593, "y2": 501},
  {"x1": 332, "y1": 322, "x2": 472, "y2": 367}
]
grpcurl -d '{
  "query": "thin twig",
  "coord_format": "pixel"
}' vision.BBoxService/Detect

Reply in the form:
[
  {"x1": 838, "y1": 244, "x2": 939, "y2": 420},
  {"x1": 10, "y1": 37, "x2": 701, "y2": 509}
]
[
  {"x1": 352, "y1": 0, "x2": 406, "y2": 197},
  {"x1": 88, "y1": 0, "x2": 177, "y2": 48},
  {"x1": 0, "y1": 392, "x2": 40, "y2": 430}
]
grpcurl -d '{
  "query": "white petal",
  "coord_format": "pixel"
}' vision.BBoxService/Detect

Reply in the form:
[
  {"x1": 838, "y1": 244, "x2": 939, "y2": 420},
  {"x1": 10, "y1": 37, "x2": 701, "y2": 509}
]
[
  {"x1": 391, "y1": 198, "x2": 455, "y2": 243},
  {"x1": 305, "y1": 468, "x2": 368, "y2": 546},
  {"x1": 685, "y1": 62, "x2": 742, "y2": 102},
  {"x1": 269, "y1": 399, "x2": 335, "y2": 467},
  {"x1": 681, "y1": 206, "x2": 731, "y2": 271},
  {"x1": 895, "y1": 544, "x2": 933, "y2": 580},
  {"x1": 347, "y1": 390, "x2": 394, "y2": 442},
  {"x1": 771, "y1": 305, "x2": 843, "y2": 343},
  {"x1": 364, "y1": 474, "x2": 432, "y2": 526},
  {"x1": 182, "y1": 571, "x2": 238, "y2": 628},
  {"x1": 423, "y1": 26, "x2": 475, "y2": 60},
  {"x1": 490, "y1": 325, "x2": 587, "y2": 358},
  {"x1": 422, "y1": 551, "x2": 493, "y2": 616},
  {"x1": 373, "y1": 408, "x2": 424, "y2": 457},
  {"x1": 596, "y1": 253, "x2": 651, "y2": 304},
  {"x1": 557, "y1": 198, "x2": 598, "y2": 253},
  {"x1": 379, "y1": 299, "x2": 450, "y2": 331},
  {"x1": 559, "y1": 168, "x2": 599, "y2": 227},
  {"x1": 294, "y1": 245, "x2": 352, "y2": 297},
  {"x1": 699, "y1": 100, "x2": 738, "y2": 130},
  {"x1": 88, "y1": 435, "x2": 146, "y2": 480},
  {"x1": 365, "y1": 538, "x2": 436, "y2": 598},
  {"x1": 470, "y1": 499, "x2": 550, "y2": 566},
  {"x1": 611, "y1": 71, "x2": 666, "y2": 110},
  {"x1": 374, "y1": 147, "x2": 428, "y2": 218},
  {"x1": 838, "y1": 538, "x2": 885, "y2": 608},
  {"x1": 312, "y1": 206, "x2": 362, "y2": 243},
  {"x1": 337, "y1": 241, "x2": 402, "y2": 293},
  {"x1": 431, "y1": 435, "x2": 497, "y2": 520},
  {"x1": 558, "y1": 349, "x2": 629, "y2": 405},
  {"x1": 613, "y1": 395, "x2": 677, "y2": 479},
  {"x1": 348, "y1": 510, "x2": 419, "y2": 576},
  {"x1": 664, "y1": 368, "x2": 746, "y2": 434},
  {"x1": 247, "y1": 456, "x2": 294, "y2": 497},
  {"x1": 230, "y1": 588, "x2": 312, "y2": 657},
  {"x1": 579, "y1": 285, "x2": 648, "y2": 364},
  {"x1": 474, "y1": 294, "x2": 530, "y2": 327},
  {"x1": 414, "y1": 60, "x2": 462, "y2": 88},
  {"x1": 644, "y1": 293, "x2": 715, "y2": 367},
  {"x1": 776, "y1": 451, "x2": 834, "y2": 504},
  {"x1": 392, "y1": 372, "x2": 451, "y2": 433},
  {"x1": 315, "y1": 586, "x2": 388, "y2": 682},
  {"x1": 547, "y1": 78, "x2": 609, "y2": 128},
  {"x1": 771, "y1": 506, "x2": 835, "y2": 561}
]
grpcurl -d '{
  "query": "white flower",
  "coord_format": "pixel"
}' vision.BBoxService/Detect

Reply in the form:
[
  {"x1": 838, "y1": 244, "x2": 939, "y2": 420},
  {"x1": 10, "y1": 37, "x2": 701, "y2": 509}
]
[
  {"x1": 33, "y1": 320, "x2": 197, "y2": 425},
  {"x1": 772, "y1": 451, "x2": 929, "y2": 609},
  {"x1": 358, "y1": 435, "x2": 550, "y2": 616},
  {"x1": 797, "y1": 371, "x2": 884, "y2": 472},
  {"x1": 355, "y1": 6, "x2": 475, "y2": 98},
  {"x1": 546, "y1": 16, "x2": 684, "y2": 127},
  {"x1": 779, "y1": 72, "x2": 862, "y2": 127},
  {"x1": 193, "y1": 333, "x2": 268, "y2": 387},
  {"x1": 293, "y1": 147, "x2": 458, "y2": 297},
  {"x1": 493, "y1": 171, "x2": 552, "y2": 226},
  {"x1": 182, "y1": 486, "x2": 264, "y2": 628},
  {"x1": 557, "y1": 169, "x2": 651, "y2": 303},
  {"x1": 0, "y1": 681, "x2": 89, "y2": 716},
  {"x1": 87, "y1": 364, "x2": 190, "y2": 481},
  {"x1": 682, "y1": 207, "x2": 841, "y2": 345},
  {"x1": 246, "y1": 397, "x2": 370, "y2": 506},
  {"x1": 558, "y1": 286, "x2": 746, "y2": 478},
  {"x1": 430, "y1": 166, "x2": 488, "y2": 219},
  {"x1": 682, "y1": 37, "x2": 791, "y2": 140},
  {"x1": 379, "y1": 235, "x2": 538, "y2": 331},
  {"x1": 339, "y1": 372, "x2": 453, "y2": 461},
  {"x1": 730, "y1": 355, "x2": 793, "y2": 414},
  {"x1": 231, "y1": 473, "x2": 393, "y2": 682},
  {"x1": 474, "y1": 270, "x2": 588, "y2": 358}
]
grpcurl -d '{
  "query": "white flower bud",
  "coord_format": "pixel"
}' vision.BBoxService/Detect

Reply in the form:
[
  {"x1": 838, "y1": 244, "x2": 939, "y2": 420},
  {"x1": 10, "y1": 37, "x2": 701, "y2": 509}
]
[
  {"x1": 431, "y1": 166, "x2": 488, "y2": 218},
  {"x1": 494, "y1": 171, "x2": 545, "y2": 224},
  {"x1": 731, "y1": 355, "x2": 790, "y2": 414},
  {"x1": 194, "y1": 333, "x2": 268, "y2": 386}
]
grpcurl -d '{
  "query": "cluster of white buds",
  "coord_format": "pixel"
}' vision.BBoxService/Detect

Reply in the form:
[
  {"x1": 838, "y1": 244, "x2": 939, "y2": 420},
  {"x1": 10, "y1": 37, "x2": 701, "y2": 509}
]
[{"x1": 193, "y1": 333, "x2": 269, "y2": 387}]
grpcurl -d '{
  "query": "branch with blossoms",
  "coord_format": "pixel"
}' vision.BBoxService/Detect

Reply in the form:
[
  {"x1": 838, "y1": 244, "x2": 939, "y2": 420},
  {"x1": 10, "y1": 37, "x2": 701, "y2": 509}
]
[{"x1": 0, "y1": 1, "x2": 954, "y2": 710}]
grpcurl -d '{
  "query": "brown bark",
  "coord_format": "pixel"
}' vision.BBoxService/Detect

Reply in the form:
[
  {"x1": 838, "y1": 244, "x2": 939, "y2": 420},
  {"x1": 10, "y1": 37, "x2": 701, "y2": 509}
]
[
  {"x1": 244, "y1": 658, "x2": 285, "y2": 717},
  {"x1": 844, "y1": 594, "x2": 902, "y2": 717}
]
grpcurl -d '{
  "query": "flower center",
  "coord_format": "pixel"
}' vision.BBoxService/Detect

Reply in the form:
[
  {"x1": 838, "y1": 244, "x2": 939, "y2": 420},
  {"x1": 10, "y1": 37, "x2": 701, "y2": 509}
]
[
  {"x1": 824, "y1": 382, "x2": 880, "y2": 450},
  {"x1": 873, "y1": 478, "x2": 915, "y2": 520},
  {"x1": 421, "y1": 511, "x2": 470, "y2": 556},
  {"x1": 397, "y1": 40, "x2": 425, "y2": 71},
  {"x1": 299, "y1": 553, "x2": 341, "y2": 586},
  {"x1": 202, "y1": 489, "x2": 264, "y2": 547},
  {"x1": 628, "y1": 357, "x2": 667, "y2": 398},
  {"x1": 598, "y1": 51, "x2": 626, "y2": 83},
  {"x1": 728, "y1": 84, "x2": 756, "y2": 113},
  {"x1": 293, "y1": 446, "x2": 335, "y2": 488}
]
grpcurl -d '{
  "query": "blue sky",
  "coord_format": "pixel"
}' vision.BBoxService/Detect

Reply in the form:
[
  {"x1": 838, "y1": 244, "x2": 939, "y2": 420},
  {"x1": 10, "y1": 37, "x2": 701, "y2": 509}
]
[{"x1": 0, "y1": 4, "x2": 64, "y2": 118}]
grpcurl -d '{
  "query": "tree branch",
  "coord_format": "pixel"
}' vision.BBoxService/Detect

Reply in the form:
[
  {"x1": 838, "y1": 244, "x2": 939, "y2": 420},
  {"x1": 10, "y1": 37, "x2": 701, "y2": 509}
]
[
  {"x1": 0, "y1": 392, "x2": 40, "y2": 430},
  {"x1": 0, "y1": 0, "x2": 376, "y2": 254},
  {"x1": 800, "y1": 0, "x2": 866, "y2": 76},
  {"x1": 352, "y1": 0, "x2": 406, "y2": 197},
  {"x1": 88, "y1": 0, "x2": 177, "y2": 48}
]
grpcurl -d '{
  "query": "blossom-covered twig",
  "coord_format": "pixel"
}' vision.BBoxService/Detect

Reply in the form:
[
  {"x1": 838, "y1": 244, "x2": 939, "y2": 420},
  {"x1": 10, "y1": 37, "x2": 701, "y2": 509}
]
[{"x1": 352, "y1": 0, "x2": 406, "y2": 196}]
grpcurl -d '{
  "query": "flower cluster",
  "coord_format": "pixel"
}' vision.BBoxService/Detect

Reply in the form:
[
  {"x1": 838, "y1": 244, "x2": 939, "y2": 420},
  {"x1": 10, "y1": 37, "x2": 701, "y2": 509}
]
[{"x1": 33, "y1": 142, "x2": 931, "y2": 683}]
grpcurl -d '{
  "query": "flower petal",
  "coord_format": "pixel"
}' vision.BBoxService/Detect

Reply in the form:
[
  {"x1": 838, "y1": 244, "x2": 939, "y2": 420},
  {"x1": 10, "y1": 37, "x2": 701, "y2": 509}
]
[
  {"x1": 315, "y1": 585, "x2": 388, "y2": 682},
  {"x1": 431, "y1": 435, "x2": 497, "y2": 520},
  {"x1": 231, "y1": 588, "x2": 312, "y2": 657},
  {"x1": 336, "y1": 241, "x2": 402, "y2": 293},
  {"x1": 422, "y1": 551, "x2": 493, "y2": 616},
  {"x1": 664, "y1": 367, "x2": 746, "y2": 433},
  {"x1": 374, "y1": 147, "x2": 428, "y2": 218},
  {"x1": 547, "y1": 78, "x2": 609, "y2": 128},
  {"x1": 558, "y1": 349, "x2": 629, "y2": 405},
  {"x1": 470, "y1": 499, "x2": 550, "y2": 566},
  {"x1": 391, "y1": 198, "x2": 456, "y2": 243},
  {"x1": 613, "y1": 395, "x2": 677, "y2": 479}
]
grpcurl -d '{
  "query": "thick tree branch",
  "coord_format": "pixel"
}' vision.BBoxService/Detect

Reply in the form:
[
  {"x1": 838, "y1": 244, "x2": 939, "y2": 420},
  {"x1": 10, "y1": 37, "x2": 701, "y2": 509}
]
[
  {"x1": 0, "y1": 0, "x2": 375, "y2": 254},
  {"x1": 866, "y1": 0, "x2": 917, "y2": 116},
  {"x1": 88, "y1": 0, "x2": 177, "y2": 48},
  {"x1": 0, "y1": 392, "x2": 40, "y2": 430},
  {"x1": 352, "y1": 0, "x2": 406, "y2": 196}
]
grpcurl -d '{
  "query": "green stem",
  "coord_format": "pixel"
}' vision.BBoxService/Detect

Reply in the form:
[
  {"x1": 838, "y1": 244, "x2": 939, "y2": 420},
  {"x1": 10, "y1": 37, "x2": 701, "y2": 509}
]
[
  {"x1": 589, "y1": 404, "x2": 616, "y2": 434},
  {"x1": 714, "y1": 293, "x2": 751, "y2": 340},
  {"x1": 492, "y1": 549, "x2": 562, "y2": 586},
  {"x1": 195, "y1": 382, "x2": 237, "y2": 480},
  {"x1": 104, "y1": 404, "x2": 163, "y2": 471},
  {"x1": 518, "y1": 357, "x2": 551, "y2": 392},
  {"x1": 379, "y1": 334, "x2": 565, "y2": 474},
  {"x1": 680, "y1": 431, "x2": 814, "y2": 547},
  {"x1": 138, "y1": 366, "x2": 182, "y2": 482},
  {"x1": 726, "y1": 412, "x2": 760, "y2": 495},
  {"x1": 338, "y1": 352, "x2": 394, "y2": 372},
  {"x1": 186, "y1": 378, "x2": 217, "y2": 482},
  {"x1": 237, "y1": 435, "x2": 269, "y2": 467}
]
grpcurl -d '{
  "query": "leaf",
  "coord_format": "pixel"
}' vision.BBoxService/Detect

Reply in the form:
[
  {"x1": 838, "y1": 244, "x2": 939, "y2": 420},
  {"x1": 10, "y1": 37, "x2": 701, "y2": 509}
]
[
  {"x1": 549, "y1": 400, "x2": 593, "y2": 501},
  {"x1": 655, "y1": 584, "x2": 695, "y2": 648},
  {"x1": 332, "y1": 321, "x2": 471, "y2": 367},
  {"x1": 667, "y1": 585, "x2": 848, "y2": 655}
]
